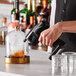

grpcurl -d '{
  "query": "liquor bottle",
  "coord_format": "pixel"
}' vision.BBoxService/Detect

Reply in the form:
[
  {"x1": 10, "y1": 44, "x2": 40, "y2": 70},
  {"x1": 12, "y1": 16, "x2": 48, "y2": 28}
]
[
  {"x1": 36, "y1": 0, "x2": 43, "y2": 14},
  {"x1": 48, "y1": 0, "x2": 51, "y2": 3},
  {"x1": 40, "y1": 0, "x2": 49, "y2": 21},
  {"x1": 11, "y1": 0, "x2": 20, "y2": 22},
  {"x1": 8, "y1": 21, "x2": 19, "y2": 32},
  {"x1": 37, "y1": 15, "x2": 43, "y2": 24},
  {"x1": 1, "y1": 17, "x2": 7, "y2": 45},
  {"x1": 32, "y1": 0, "x2": 37, "y2": 25},
  {"x1": 42, "y1": 0, "x2": 48, "y2": 9},
  {"x1": 2, "y1": 17, "x2": 7, "y2": 26},
  {"x1": 23, "y1": 0, "x2": 32, "y2": 26},
  {"x1": 27, "y1": 16, "x2": 35, "y2": 29},
  {"x1": 28, "y1": 0, "x2": 32, "y2": 15},
  {"x1": 20, "y1": 3, "x2": 30, "y2": 27},
  {"x1": 26, "y1": 16, "x2": 37, "y2": 45},
  {"x1": 32, "y1": 0, "x2": 36, "y2": 13},
  {"x1": 26, "y1": 16, "x2": 34, "y2": 36},
  {"x1": 28, "y1": 0, "x2": 32, "y2": 12},
  {"x1": 39, "y1": 0, "x2": 50, "y2": 21},
  {"x1": 19, "y1": 16, "x2": 26, "y2": 32}
]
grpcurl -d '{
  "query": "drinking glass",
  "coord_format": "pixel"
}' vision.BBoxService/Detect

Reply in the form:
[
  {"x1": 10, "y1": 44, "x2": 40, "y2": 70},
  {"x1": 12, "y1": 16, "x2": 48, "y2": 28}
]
[
  {"x1": 62, "y1": 52, "x2": 76, "y2": 74},
  {"x1": 52, "y1": 55, "x2": 67, "y2": 74}
]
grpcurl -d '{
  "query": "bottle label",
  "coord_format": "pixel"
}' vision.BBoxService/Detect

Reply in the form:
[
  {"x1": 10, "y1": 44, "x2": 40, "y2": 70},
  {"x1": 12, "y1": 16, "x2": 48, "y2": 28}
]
[
  {"x1": 20, "y1": 13, "x2": 27, "y2": 26},
  {"x1": 11, "y1": 14, "x2": 16, "y2": 22}
]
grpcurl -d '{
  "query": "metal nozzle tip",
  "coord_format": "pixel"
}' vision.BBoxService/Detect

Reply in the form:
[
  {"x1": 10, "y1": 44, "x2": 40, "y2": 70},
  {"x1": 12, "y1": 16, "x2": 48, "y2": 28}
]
[{"x1": 24, "y1": 39, "x2": 27, "y2": 42}]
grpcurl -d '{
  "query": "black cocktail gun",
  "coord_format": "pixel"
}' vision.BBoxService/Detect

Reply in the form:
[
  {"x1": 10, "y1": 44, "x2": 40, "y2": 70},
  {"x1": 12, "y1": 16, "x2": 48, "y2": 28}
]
[{"x1": 24, "y1": 21, "x2": 49, "y2": 45}]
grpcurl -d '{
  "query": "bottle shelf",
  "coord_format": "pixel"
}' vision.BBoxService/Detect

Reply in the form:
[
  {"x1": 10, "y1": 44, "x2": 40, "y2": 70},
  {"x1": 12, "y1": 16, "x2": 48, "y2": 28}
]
[{"x1": 0, "y1": 0, "x2": 24, "y2": 5}]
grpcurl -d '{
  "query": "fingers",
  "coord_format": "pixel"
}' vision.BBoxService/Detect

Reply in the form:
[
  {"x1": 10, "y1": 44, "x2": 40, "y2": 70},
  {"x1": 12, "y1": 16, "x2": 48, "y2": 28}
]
[
  {"x1": 42, "y1": 35, "x2": 46, "y2": 45},
  {"x1": 49, "y1": 39, "x2": 53, "y2": 47},
  {"x1": 39, "y1": 32, "x2": 47, "y2": 45},
  {"x1": 39, "y1": 23, "x2": 62, "y2": 47},
  {"x1": 39, "y1": 29, "x2": 54, "y2": 47},
  {"x1": 46, "y1": 32, "x2": 52, "y2": 45},
  {"x1": 39, "y1": 29, "x2": 50, "y2": 45},
  {"x1": 39, "y1": 34, "x2": 42, "y2": 44},
  {"x1": 46, "y1": 37, "x2": 49, "y2": 45}
]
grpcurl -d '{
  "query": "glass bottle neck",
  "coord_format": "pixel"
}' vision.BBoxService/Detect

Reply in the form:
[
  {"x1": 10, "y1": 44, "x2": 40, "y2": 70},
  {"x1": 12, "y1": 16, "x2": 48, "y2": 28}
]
[
  {"x1": 13, "y1": 0, "x2": 19, "y2": 10},
  {"x1": 32, "y1": 0, "x2": 36, "y2": 13},
  {"x1": 42, "y1": 0, "x2": 48, "y2": 9},
  {"x1": 30, "y1": 16, "x2": 34, "y2": 25},
  {"x1": 16, "y1": 0, "x2": 19, "y2": 10},
  {"x1": 28, "y1": 0, "x2": 32, "y2": 11},
  {"x1": 13, "y1": 0, "x2": 16, "y2": 8}
]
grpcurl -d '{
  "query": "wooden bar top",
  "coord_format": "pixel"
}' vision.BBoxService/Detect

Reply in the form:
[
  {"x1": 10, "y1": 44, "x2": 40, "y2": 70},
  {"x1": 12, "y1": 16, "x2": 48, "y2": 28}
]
[{"x1": 0, "y1": 0, "x2": 24, "y2": 5}]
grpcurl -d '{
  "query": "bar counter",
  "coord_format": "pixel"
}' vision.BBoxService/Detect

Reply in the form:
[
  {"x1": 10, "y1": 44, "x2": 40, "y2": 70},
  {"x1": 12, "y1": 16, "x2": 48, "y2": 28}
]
[
  {"x1": 0, "y1": 45, "x2": 51, "y2": 76},
  {"x1": 0, "y1": 46, "x2": 76, "y2": 76},
  {"x1": 0, "y1": 45, "x2": 76, "y2": 76}
]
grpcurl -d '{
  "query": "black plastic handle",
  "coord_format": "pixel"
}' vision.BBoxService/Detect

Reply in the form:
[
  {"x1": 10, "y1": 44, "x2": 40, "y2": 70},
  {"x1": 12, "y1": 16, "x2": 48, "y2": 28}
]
[{"x1": 49, "y1": 39, "x2": 65, "y2": 60}]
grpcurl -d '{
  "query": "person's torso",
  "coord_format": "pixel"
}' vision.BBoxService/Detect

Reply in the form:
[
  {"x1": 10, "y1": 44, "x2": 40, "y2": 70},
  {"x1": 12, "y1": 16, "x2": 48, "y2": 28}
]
[
  {"x1": 55, "y1": 0, "x2": 76, "y2": 22},
  {"x1": 55, "y1": 0, "x2": 76, "y2": 52}
]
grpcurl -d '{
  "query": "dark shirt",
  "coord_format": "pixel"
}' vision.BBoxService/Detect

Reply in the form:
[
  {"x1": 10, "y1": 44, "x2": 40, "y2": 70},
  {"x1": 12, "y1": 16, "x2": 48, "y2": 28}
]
[{"x1": 54, "y1": 0, "x2": 76, "y2": 52}]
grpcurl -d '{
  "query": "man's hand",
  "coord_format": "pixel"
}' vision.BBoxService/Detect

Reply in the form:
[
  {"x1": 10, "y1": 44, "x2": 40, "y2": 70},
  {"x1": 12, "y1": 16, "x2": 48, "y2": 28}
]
[{"x1": 39, "y1": 22, "x2": 63, "y2": 47}]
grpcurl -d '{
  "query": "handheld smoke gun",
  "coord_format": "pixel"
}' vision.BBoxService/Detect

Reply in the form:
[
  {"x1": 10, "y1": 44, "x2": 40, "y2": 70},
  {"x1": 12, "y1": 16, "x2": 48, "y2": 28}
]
[{"x1": 24, "y1": 21, "x2": 49, "y2": 45}]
